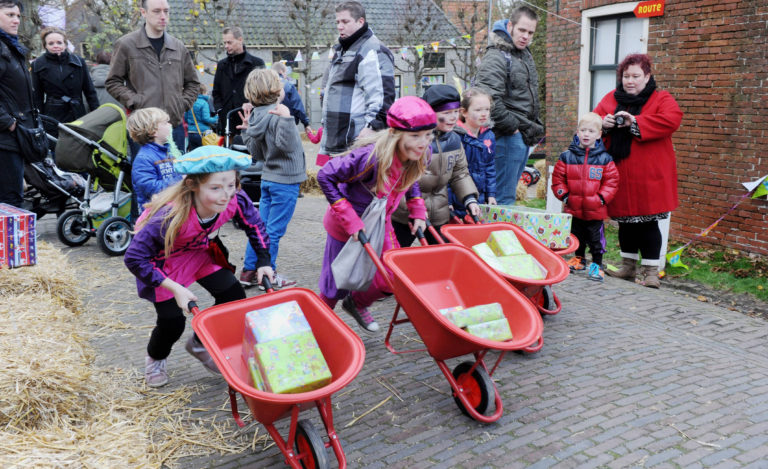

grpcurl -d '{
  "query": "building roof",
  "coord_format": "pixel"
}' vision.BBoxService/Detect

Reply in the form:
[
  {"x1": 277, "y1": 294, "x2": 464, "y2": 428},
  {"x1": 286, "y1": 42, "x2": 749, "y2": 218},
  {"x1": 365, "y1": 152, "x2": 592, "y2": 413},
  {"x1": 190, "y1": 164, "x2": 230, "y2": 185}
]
[{"x1": 168, "y1": 0, "x2": 462, "y2": 48}]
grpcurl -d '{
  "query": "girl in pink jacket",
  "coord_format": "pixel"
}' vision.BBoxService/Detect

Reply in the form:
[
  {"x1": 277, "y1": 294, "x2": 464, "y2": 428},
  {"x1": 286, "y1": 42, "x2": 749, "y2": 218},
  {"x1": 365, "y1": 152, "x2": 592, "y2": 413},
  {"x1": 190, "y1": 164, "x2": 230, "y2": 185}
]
[{"x1": 124, "y1": 147, "x2": 274, "y2": 388}]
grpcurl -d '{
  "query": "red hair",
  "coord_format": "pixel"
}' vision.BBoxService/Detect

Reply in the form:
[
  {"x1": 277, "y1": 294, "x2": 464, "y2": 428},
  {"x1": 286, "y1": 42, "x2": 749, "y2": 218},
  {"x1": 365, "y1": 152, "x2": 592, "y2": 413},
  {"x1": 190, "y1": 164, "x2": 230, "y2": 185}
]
[{"x1": 617, "y1": 53, "x2": 652, "y2": 79}]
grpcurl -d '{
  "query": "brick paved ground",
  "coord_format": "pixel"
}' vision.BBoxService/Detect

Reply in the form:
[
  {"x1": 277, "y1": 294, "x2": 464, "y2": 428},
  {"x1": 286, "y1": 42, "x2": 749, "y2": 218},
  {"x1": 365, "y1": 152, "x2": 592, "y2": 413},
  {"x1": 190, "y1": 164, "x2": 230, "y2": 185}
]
[{"x1": 37, "y1": 194, "x2": 768, "y2": 468}]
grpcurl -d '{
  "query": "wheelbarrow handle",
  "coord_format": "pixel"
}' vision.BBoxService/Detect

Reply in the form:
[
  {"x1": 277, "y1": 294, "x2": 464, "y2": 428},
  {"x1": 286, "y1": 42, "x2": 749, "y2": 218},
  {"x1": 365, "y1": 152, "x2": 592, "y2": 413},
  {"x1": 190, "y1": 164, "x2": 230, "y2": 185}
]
[
  {"x1": 188, "y1": 301, "x2": 200, "y2": 315},
  {"x1": 358, "y1": 230, "x2": 369, "y2": 244},
  {"x1": 471, "y1": 214, "x2": 480, "y2": 224},
  {"x1": 261, "y1": 275, "x2": 274, "y2": 293}
]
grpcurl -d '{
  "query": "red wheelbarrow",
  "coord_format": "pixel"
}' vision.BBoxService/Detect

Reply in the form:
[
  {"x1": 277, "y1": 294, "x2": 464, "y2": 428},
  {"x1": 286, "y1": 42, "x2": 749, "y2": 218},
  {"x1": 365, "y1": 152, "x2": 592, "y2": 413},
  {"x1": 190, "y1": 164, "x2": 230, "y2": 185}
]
[
  {"x1": 360, "y1": 234, "x2": 543, "y2": 423},
  {"x1": 441, "y1": 223, "x2": 570, "y2": 352},
  {"x1": 190, "y1": 284, "x2": 365, "y2": 469}
]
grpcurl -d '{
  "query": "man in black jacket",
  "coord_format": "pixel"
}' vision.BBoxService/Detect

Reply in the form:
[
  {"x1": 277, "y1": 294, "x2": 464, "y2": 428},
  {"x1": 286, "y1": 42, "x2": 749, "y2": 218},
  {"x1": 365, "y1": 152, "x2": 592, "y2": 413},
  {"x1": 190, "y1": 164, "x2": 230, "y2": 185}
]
[{"x1": 212, "y1": 26, "x2": 265, "y2": 136}]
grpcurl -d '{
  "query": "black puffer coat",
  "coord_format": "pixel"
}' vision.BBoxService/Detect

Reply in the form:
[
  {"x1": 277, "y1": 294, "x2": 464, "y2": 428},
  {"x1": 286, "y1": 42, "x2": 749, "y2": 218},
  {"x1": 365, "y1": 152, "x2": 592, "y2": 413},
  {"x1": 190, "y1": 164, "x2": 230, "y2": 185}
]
[
  {"x1": 32, "y1": 51, "x2": 99, "y2": 128},
  {"x1": 0, "y1": 34, "x2": 35, "y2": 152}
]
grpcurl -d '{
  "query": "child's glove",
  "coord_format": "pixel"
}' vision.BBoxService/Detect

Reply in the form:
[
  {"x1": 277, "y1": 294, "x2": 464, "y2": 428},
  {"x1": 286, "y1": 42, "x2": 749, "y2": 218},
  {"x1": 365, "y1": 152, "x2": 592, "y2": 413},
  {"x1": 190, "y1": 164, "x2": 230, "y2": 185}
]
[{"x1": 307, "y1": 126, "x2": 323, "y2": 144}]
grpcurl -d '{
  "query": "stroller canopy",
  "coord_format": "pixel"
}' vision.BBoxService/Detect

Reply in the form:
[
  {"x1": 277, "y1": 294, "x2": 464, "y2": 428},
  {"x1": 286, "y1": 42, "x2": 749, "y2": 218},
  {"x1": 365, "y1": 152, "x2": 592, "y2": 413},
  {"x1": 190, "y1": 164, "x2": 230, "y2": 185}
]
[{"x1": 56, "y1": 103, "x2": 128, "y2": 173}]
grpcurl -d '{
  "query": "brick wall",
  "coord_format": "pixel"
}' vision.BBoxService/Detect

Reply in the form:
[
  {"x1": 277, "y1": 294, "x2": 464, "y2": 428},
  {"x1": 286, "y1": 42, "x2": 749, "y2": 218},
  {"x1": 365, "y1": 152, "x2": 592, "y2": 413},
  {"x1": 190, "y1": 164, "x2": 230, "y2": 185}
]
[{"x1": 546, "y1": 0, "x2": 767, "y2": 255}]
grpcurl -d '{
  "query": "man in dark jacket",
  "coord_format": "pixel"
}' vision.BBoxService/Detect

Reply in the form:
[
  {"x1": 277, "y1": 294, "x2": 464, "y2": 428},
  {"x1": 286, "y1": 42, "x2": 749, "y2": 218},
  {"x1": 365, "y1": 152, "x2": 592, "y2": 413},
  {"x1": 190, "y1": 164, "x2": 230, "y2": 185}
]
[
  {"x1": 212, "y1": 26, "x2": 265, "y2": 136},
  {"x1": 319, "y1": 1, "x2": 395, "y2": 158},
  {"x1": 106, "y1": 0, "x2": 199, "y2": 153},
  {"x1": 476, "y1": 5, "x2": 543, "y2": 205}
]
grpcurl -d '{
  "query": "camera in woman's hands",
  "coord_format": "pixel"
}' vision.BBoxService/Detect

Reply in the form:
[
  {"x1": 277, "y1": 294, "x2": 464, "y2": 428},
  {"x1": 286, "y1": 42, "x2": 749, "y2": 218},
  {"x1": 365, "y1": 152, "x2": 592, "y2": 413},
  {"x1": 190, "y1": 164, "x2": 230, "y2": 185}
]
[{"x1": 615, "y1": 115, "x2": 625, "y2": 126}]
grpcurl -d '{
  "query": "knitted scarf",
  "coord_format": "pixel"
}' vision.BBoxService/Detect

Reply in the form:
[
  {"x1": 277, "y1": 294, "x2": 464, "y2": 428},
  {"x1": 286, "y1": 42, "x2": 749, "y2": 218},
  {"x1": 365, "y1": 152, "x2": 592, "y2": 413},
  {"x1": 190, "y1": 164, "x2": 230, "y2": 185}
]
[{"x1": 609, "y1": 75, "x2": 657, "y2": 162}]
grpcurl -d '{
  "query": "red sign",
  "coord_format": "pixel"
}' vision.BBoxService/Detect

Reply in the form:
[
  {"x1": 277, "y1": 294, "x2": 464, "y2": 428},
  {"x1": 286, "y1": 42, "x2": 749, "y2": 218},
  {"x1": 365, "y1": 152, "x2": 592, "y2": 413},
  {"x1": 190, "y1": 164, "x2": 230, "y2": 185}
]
[{"x1": 634, "y1": 0, "x2": 665, "y2": 17}]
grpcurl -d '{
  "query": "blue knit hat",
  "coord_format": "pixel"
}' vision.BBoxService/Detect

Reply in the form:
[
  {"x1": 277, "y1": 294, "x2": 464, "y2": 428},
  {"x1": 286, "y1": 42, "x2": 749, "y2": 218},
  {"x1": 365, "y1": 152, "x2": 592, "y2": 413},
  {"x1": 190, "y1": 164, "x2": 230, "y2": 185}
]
[{"x1": 173, "y1": 146, "x2": 252, "y2": 175}]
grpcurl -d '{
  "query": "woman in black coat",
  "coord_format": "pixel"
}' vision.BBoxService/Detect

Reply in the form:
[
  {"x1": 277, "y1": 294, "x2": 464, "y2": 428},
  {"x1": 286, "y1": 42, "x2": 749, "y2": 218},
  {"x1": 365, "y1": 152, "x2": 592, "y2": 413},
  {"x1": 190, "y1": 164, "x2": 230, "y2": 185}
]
[
  {"x1": 0, "y1": 0, "x2": 34, "y2": 207},
  {"x1": 32, "y1": 27, "x2": 98, "y2": 136}
]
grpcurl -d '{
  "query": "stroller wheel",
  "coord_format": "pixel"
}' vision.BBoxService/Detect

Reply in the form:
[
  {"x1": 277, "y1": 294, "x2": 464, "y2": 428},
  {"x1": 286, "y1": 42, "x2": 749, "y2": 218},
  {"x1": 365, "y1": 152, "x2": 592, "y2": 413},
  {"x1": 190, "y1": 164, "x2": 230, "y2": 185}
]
[
  {"x1": 57, "y1": 209, "x2": 92, "y2": 246},
  {"x1": 96, "y1": 216, "x2": 133, "y2": 256},
  {"x1": 452, "y1": 361, "x2": 495, "y2": 419},
  {"x1": 294, "y1": 419, "x2": 330, "y2": 469}
]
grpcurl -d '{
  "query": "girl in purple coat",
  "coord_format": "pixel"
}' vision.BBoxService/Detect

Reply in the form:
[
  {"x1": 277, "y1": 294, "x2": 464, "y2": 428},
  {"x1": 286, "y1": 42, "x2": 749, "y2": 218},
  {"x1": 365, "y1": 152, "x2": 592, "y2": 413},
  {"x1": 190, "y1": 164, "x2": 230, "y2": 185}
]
[
  {"x1": 317, "y1": 96, "x2": 435, "y2": 333},
  {"x1": 124, "y1": 147, "x2": 274, "y2": 388}
]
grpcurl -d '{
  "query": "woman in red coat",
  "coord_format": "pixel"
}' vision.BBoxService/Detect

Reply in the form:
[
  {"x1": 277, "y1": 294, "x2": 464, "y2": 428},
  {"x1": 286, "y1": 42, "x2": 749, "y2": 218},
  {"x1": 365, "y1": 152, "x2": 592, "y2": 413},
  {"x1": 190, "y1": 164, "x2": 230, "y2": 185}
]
[{"x1": 594, "y1": 53, "x2": 683, "y2": 288}]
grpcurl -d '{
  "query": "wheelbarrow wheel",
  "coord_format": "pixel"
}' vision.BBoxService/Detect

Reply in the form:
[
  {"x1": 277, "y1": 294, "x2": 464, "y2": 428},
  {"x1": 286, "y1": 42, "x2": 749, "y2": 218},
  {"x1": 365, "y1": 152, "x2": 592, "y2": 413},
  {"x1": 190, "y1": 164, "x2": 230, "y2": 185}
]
[
  {"x1": 539, "y1": 285, "x2": 556, "y2": 312},
  {"x1": 294, "y1": 419, "x2": 329, "y2": 469},
  {"x1": 452, "y1": 361, "x2": 495, "y2": 418},
  {"x1": 57, "y1": 209, "x2": 91, "y2": 247},
  {"x1": 96, "y1": 216, "x2": 132, "y2": 256}
]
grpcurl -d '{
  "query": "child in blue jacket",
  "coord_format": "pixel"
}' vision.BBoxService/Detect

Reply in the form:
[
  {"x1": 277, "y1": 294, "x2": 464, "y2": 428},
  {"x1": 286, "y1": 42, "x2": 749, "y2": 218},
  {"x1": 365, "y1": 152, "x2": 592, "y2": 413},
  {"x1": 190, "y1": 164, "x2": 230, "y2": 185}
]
[
  {"x1": 451, "y1": 88, "x2": 497, "y2": 218},
  {"x1": 129, "y1": 107, "x2": 182, "y2": 211},
  {"x1": 185, "y1": 84, "x2": 219, "y2": 152}
]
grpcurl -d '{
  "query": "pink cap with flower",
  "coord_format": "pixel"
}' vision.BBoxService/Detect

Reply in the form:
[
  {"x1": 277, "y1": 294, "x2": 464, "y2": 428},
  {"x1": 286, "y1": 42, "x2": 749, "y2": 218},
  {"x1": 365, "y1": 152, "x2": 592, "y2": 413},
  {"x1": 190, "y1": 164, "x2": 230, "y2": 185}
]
[{"x1": 386, "y1": 96, "x2": 437, "y2": 132}]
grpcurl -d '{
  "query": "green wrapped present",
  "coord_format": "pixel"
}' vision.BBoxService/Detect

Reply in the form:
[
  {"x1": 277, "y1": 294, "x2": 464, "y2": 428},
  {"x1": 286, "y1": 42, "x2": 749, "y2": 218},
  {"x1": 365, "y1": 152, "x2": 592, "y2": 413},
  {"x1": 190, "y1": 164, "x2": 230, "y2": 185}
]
[
  {"x1": 486, "y1": 230, "x2": 526, "y2": 257},
  {"x1": 471, "y1": 242, "x2": 506, "y2": 271},
  {"x1": 439, "y1": 302, "x2": 505, "y2": 328},
  {"x1": 497, "y1": 254, "x2": 548, "y2": 280},
  {"x1": 247, "y1": 357, "x2": 265, "y2": 391},
  {"x1": 479, "y1": 204, "x2": 572, "y2": 249},
  {"x1": 464, "y1": 318, "x2": 514, "y2": 341},
  {"x1": 243, "y1": 300, "x2": 311, "y2": 362},
  {"x1": 253, "y1": 330, "x2": 332, "y2": 394}
]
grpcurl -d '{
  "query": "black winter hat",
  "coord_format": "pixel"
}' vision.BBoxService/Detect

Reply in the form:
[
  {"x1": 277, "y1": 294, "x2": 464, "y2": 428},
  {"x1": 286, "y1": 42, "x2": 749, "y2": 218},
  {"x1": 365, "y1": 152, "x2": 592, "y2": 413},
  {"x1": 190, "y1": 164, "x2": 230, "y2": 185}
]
[{"x1": 422, "y1": 84, "x2": 461, "y2": 112}]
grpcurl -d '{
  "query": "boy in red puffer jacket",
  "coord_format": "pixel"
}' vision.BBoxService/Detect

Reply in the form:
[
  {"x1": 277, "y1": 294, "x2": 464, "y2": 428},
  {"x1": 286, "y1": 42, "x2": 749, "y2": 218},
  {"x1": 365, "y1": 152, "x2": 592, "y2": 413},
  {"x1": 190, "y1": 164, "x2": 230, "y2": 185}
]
[{"x1": 552, "y1": 112, "x2": 619, "y2": 281}]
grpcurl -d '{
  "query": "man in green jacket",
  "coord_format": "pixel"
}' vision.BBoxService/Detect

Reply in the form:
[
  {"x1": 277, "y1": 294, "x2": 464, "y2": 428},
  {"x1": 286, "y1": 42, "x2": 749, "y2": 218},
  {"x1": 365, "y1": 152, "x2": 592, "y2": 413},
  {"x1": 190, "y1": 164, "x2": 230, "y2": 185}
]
[
  {"x1": 106, "y1": 0, "x2": 199, "y2": 153},
  {"x1": 476, "y1": 5, "x2": 543, "y2": 205}
]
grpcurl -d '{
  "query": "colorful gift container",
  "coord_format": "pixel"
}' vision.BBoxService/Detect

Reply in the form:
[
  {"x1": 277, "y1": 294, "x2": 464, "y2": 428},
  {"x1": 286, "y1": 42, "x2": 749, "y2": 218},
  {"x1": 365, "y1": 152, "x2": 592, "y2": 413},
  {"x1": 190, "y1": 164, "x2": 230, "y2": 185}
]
[
  {"x1": 0, "y1": 204, "x2": 37, "y2": 269},
  {"x1": 252, "y1": 330, "x2": 332, "y2": 394},
  {"x1": 471, "y1": 243, "x2": 505, "y2": 271},
  {"x1": 497, "y1": 254, "x2": 548, "y2": 280},
  {"x1": 248, "y1": 357, "x2": 265, "y2": 391},
  {"x1": 479, "y1": 204, "x2": 572, "y2": 249},
  {"x1": 439, "y1": 302, "x2": 505, "y2": 328},
  {"x1": 242, "y1": 300, "x2": 311, "y2": 362},
  {"x1": 464, "y1": 318, "x2": 514, "y2": 341},
  {"x1": 486, "y1": 230, "x2": 526, "y2": 257}
]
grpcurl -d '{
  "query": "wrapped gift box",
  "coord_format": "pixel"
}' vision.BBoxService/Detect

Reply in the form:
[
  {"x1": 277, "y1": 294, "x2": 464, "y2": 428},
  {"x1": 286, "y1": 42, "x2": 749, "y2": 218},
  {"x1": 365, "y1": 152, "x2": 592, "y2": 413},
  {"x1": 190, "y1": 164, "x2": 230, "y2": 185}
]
[
  {"x1": 479, "y1": 204, "x2": 572, "y2": 249},
  {"x1": 247, "y1": 357, "x2": 265, "y2": 391},
  {"x1": 439, "y1": 302, "x2": 505, "y2": 328},
  {"x1": 486, "y1": 230, "x2": 526, "y2": 257},
  {"x1": 0, "y1": 204, "x2": 37, "y2": 269},
  {"x1": 497, "y1": 254, "x2": 548, "y2": 280},
  {"x1": 464, "y1": 318, "x2": 514, "y2": 341},
  {"x1": 471, "y1": 242, "x2": 506, "y2": 271},
  {"x1": 242, "y1": 300, "x2": 311, "y2": 362},
  {"x1": 253, "y1": 331, "x2": 332, "y2": 394}
]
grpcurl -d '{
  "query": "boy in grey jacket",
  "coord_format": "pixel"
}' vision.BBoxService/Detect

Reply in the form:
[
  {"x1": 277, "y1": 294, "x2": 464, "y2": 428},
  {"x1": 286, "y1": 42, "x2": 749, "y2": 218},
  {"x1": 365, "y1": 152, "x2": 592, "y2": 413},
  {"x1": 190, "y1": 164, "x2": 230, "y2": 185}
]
[{"x1": 239, "y1": 69, "x2": 307, "y2": 289}]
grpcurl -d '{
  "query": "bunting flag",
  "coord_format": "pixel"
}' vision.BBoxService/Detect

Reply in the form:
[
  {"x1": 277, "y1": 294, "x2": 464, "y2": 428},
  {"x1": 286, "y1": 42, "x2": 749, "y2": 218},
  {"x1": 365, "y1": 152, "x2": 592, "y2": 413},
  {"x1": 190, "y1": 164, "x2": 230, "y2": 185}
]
[
  {"x1": 452, "y1": 76, "x2": 464, "y2": 95},
  {"x1": 665, "y1": 247, "x2": 689, "y2": 270},
  {"x1": 663, "y1": 178, "x2": 765, "y2": 270},
  {"x1": 415, "y1": 44, "x2": 424, "y2": 58},
  {"x1": 448, "y1": 38, "x2": 456, "y2": 46},
  {"x1": 327, "y1": 48, "x2": 334, "y2": 59},
  {"x1": 294, "y1": 51, "x2": 303, "y2": 62},
  {"x1": 430, "y1": 41, "x2": 440, "y2": 52},
  {"x1": 400, "y1": 47, "x2": 408, "y2": 59},
  {"x1": 311, "y1": 51, "x2": 320, "y2": 60}
]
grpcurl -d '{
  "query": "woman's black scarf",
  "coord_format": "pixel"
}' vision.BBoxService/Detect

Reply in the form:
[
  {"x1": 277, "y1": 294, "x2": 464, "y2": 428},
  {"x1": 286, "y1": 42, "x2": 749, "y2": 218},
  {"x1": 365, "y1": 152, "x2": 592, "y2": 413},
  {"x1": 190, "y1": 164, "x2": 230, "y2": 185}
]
[
  {"x1": 44, "y1": 50, "x2": 69, "y2": 63},
  {"x1": 609, "y1": 75, "x2": 657, "y2": 162},
  {"x1": 0, "y1": 29, "x2": 27, "y2": 56}
]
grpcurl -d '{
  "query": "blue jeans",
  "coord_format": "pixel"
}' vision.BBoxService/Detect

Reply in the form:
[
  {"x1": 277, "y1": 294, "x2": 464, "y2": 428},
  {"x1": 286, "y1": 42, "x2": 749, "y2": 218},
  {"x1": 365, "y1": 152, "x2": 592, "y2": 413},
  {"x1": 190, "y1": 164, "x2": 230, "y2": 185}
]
[
  {"x1": 494, "y1": 132, "x2": 529, "y2": 205},
  {"x1": 243, "y1": 180, "x2": 300, "y2": 271}
]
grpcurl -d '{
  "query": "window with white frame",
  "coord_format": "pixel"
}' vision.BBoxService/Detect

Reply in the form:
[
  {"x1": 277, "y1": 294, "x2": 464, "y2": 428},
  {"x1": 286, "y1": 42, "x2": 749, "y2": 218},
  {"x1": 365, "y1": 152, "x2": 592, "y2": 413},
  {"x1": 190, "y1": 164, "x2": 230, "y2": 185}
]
[
  {"x1": 589, "y1": 15, "x2": 645, "y2": 109},
  {"x1": 578, "y1": 5, "x2": 648, "y2": 116},
  {"x1": 394, "y1": 75, "x2": 402, "y2": 99},
  {"x1": 421, "y1": 74, "x2": 444, "y2": 91}
]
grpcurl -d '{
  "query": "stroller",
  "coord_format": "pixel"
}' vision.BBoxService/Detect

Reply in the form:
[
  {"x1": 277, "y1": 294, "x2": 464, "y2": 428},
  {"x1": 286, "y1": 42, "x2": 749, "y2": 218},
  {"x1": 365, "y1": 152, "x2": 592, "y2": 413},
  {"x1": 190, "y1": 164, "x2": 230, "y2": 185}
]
[
  {"x1": 22, "y1": 157, "x2": 86, "y2": 219},
  {"x1": 49, "y1": 103, "x2": 134, "y2": 256}
]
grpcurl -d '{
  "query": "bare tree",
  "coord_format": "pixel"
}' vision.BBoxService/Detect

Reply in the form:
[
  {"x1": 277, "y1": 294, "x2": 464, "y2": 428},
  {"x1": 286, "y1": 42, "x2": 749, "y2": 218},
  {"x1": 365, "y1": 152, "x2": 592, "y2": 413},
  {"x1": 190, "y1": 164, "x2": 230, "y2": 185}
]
[
  {"x1": 275, "y1": 0, "x2": 336, "y2": 118},
  {"x1": 391, "y1": 0, "x2": 445, "y2": 96},
  {"x1": 447, "y1": 1, "x2": 487, "y2": 87},
  {"x1": 76, "y1": 0, "x2": 141, "y2": 55}
]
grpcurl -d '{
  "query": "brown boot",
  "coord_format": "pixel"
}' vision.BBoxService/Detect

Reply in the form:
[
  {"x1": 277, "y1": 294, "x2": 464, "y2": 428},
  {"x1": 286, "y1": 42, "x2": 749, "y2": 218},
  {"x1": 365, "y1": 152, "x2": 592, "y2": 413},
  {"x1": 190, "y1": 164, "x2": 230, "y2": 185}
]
[
  {"x1": 638, "y1": 265, "x2": 660, "y2": 288},
  {"x1": 606, "y1": 257, "x2": 637, "y2": 280}
]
